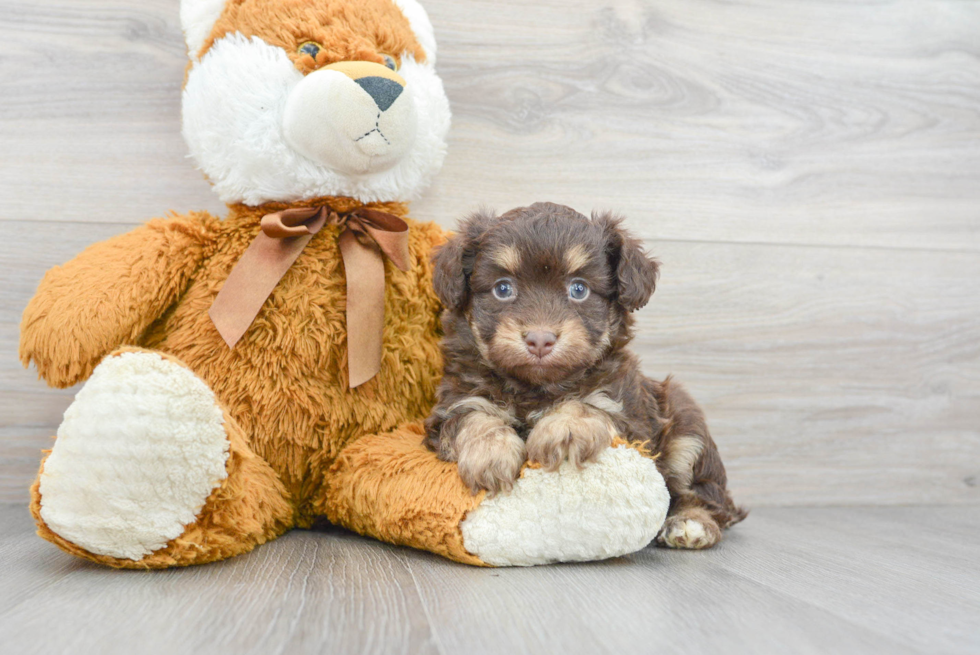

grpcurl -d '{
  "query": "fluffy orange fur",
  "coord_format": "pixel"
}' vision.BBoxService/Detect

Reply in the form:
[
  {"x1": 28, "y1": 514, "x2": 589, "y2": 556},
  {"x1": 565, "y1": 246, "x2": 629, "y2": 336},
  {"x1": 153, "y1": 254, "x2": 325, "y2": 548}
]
[
  {"x1": 21, "y1": 196, "x2": 491, "y2": 567},
  {"x1": 200, "y1": 0, "x2": 426, "y2": 71}
]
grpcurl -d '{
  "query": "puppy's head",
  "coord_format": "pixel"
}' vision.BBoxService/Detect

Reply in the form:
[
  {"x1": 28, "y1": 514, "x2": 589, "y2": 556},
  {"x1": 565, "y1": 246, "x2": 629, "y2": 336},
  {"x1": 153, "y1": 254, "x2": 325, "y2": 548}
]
[{"x1": 433, "y1": 202, "x2": 659, "y2": 385}]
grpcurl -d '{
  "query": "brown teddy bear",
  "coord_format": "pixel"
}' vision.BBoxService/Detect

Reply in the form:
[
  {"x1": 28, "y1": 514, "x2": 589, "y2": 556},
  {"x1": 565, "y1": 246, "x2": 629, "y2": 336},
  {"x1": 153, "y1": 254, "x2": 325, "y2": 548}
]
[{"x1": 19, "y1": 0, "x2": 669, "y2": 568}]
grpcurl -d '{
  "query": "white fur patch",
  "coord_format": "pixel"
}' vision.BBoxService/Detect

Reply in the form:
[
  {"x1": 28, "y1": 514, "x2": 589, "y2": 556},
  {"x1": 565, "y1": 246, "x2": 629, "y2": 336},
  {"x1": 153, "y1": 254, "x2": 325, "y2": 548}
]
[
  {"x1": 392, "y1": 0, "x2": 437, "y2": 63},
  {"x1": 282, "y1": 68, "x2": 417, "y2": 175},
  {"x1": 182, "y1": 34, "x2": 451, "y2": 206},
  {"x1": 460, "y1": 446, "x2": 669, "y2": 566},
  {"x1": 38, "y1": 352, "x2": 230, "y2": 561},
  {"x1": 180, "y1": 0, "x2": 227, "y2": 60}
]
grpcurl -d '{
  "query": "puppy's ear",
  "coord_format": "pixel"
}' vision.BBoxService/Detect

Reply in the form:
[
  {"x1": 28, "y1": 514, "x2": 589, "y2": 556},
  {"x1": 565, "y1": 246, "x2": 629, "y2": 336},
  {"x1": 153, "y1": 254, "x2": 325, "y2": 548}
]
[
  {"x1": 432, "y1": 209, "x2": 497, "y2": 310},
  {"x1": 594, "y1": 211, "x2": 660, "y2": 312}
]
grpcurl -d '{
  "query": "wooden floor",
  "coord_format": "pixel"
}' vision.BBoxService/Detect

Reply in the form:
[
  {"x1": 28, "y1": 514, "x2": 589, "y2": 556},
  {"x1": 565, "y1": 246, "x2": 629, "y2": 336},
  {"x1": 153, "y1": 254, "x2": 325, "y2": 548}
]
[
  {"x1": 1, "y1": 0, "x2": 979, "y2": 653},
  {"x1": 1, "y1": 504, "x2": 977, "y2": 655}
]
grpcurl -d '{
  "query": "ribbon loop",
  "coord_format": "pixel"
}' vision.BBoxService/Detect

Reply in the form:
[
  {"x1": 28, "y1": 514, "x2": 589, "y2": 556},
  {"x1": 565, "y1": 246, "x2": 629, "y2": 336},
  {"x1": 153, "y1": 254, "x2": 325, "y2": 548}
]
[
  {"x1": 261, "y1": 207, "x2": 328, "y2": 238},
  {"x1": 209, "y1": 204, "x2": 411, "y2": 388}
]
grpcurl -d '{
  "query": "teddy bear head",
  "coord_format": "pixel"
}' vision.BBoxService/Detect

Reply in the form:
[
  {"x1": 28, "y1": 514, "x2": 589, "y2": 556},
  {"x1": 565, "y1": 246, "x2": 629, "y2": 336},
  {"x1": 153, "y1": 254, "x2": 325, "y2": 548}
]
[{"x1": 180, "y1": 0, "x2": 450, "y2": 207}]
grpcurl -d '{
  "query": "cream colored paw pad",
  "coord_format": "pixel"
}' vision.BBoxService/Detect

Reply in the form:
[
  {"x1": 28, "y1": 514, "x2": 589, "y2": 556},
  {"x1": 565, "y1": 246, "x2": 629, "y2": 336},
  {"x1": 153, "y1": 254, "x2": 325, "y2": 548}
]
[
  {"x1": 460, "y1": 446, "x2": 669, "y2": 566},
  {"x1": 38, "y1": 352, "x2": 229, "y2": 560},
  {"x1": 660, "y1": 519, "x2": 712, "y2": 549}
]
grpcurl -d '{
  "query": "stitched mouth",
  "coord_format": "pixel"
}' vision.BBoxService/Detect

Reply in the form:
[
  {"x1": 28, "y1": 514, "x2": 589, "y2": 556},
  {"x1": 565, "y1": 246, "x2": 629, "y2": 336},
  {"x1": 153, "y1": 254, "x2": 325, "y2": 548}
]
[{"x1": 354, "y1": 112, "x2": 390, "y2": 146}]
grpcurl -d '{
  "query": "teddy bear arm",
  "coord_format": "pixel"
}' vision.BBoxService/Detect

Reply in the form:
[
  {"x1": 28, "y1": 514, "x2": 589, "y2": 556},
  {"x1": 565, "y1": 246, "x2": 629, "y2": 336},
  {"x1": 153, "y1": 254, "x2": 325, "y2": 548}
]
[{"x1": 19, "y1": 212, "x2": 219, "y2": 388}]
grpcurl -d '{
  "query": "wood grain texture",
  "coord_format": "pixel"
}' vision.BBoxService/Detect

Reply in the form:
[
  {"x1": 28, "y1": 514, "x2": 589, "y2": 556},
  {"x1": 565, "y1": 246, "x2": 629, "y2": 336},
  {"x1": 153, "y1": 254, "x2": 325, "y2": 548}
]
[
  {"x1": 1, "y1": 0, "x2": 979, "y2": 507},
  {"x1": 1, "y1": 504, "x2": 977, "y2": 654}
]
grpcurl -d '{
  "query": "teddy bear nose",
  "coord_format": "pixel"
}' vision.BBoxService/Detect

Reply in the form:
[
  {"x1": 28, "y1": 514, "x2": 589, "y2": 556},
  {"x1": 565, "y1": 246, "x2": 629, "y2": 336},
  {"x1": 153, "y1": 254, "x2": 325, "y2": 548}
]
[
  {"x1": 524, "y1": 331, "x2": 557, "y2": 359},
  {"x1": 355, "y1": 76, "x2": 403, "y2": 112}
]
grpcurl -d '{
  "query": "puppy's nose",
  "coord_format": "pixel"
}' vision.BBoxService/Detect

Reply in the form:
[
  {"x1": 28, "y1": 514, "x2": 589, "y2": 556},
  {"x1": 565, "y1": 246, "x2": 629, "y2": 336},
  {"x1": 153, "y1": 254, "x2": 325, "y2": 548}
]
[
  {"x1": 525, "y1": 331, "x2": 557, "y2": 359},
  {"x1": 355, "y1": 76, "x2": 403, "y2": 112}
]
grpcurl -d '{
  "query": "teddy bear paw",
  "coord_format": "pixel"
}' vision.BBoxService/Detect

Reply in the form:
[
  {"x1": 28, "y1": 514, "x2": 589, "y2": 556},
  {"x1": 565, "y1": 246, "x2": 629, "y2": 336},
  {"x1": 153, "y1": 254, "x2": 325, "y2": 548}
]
[
  {"x1": 37, "y1": 351, "x2": 230, "y2": 560},
  {"x1": 459, "y1": 445, "x2": 669, "y2": 566}
]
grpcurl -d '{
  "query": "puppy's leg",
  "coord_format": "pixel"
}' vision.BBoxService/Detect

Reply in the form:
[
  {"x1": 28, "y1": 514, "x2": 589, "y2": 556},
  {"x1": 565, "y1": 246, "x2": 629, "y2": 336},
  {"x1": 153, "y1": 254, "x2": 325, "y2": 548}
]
[
  {"x1": 427, "y1": 397, "x2": 526, "y2": 495},
  {"x1": 526, "y1": 392, "x2": 619, "y2": 471},
  {"x1": 651, "y1": 380, "x2": 746, "y2": 550}
]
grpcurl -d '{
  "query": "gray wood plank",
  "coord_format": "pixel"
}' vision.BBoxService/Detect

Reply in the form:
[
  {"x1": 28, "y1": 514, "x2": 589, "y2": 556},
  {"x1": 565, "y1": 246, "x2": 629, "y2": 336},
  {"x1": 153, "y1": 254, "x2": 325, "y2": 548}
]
[
  {"x1": 2, "y1": 0, "x2": 978, "y2": 253},
  {"x1": 403, "y1": 544, "x2": 921, "y2": 655},
  {"x1": 3, "y1": 504, "x2": 977, "y2": 655},
  {"x1": 704, "y1": 506, "x2": 980, "y2": 655},
  {"x1": 0, "y1": 506, "x2": 438, "y2": 655},
  {"x1": 0, "y1": 0, "x2": 226, "y2": 223},
  {"x1": 416, "y1": 0, "x2": 980, "y2": 252},
  {"x1": 403, "y1": 506, "x2": 980, "y2": 655}
]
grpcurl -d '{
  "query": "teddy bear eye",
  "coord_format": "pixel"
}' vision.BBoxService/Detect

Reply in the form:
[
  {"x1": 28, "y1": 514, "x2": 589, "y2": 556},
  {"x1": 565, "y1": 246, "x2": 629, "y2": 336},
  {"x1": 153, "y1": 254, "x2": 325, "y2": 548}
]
[
  {"x1": 298, "y1": 42, "x2": 322, "y2": 59},
  {"x1": 381, "y1": 54, "x2": 398, "y2": 71},
  {"x1": 492, "y1": 279, "x2": 516, "y2": 301},
  {"x1": 568, "y1": 279, "x2": 590, "y2": 302}
]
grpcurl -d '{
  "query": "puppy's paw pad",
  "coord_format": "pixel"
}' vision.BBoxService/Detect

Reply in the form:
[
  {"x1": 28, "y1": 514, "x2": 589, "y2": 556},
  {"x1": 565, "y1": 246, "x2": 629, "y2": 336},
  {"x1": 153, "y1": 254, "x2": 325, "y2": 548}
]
[{"x1": 657, "y1": 516, "x2": 720, "y2": 549}]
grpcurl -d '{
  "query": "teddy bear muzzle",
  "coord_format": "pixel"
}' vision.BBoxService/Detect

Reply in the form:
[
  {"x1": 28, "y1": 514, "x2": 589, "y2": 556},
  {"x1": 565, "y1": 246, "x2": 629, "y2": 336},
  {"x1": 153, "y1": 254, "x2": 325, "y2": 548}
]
[{"x1": 282, "y1": 59, "x2": 418, "y2": 175}]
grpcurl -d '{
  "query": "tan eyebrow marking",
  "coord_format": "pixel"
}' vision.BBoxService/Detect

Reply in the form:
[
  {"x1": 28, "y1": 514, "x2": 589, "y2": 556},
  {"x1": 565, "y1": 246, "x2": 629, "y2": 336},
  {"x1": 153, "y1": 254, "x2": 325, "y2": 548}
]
[
  {"x1": 564, "y1": 244, "x2": 591, "y2": 273},
  {"x1": 492, "y1": 245, "x2": 521, "y2": 273}
]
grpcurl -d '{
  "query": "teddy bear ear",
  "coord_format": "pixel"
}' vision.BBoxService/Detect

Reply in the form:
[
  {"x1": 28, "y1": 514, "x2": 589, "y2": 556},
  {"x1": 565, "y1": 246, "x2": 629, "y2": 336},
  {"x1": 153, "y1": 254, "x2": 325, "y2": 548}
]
[
  {"x1": 180, "y1": 0, "x2": 227, "y2": 60},
  {"x1": 391, "y1": 0, "x2": 437, "y2": 63}
]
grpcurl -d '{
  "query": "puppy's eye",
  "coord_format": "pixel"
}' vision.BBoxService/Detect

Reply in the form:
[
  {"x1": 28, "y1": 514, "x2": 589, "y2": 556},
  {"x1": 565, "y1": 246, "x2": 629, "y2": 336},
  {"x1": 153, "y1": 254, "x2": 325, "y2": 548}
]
[
  {"x1": 492, "y1": 279, "x2": 516, "y2": 301},
  {"x1": 568, "y1": 279, "x2": 590, "y2": 302},
  {"x1": 381, "y1": 54, "x2": 399, "y2": 71},
  {"x1": 298, "y1": 42, "x2": 322, "y2": 59}
]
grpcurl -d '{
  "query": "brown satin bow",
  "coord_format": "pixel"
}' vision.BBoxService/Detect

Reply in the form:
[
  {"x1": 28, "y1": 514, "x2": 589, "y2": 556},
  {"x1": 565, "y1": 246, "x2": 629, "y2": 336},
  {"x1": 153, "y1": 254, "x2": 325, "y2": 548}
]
[{"x1": 209, "y1": 205, "x2": 410, "y2": 388}]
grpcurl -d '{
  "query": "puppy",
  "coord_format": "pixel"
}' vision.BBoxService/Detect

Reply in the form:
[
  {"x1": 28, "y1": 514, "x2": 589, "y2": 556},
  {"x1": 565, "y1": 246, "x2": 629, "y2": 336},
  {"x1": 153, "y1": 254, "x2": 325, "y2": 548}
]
[{"x1": 424, "y1": 202, "x2": 746, "y2": 549}]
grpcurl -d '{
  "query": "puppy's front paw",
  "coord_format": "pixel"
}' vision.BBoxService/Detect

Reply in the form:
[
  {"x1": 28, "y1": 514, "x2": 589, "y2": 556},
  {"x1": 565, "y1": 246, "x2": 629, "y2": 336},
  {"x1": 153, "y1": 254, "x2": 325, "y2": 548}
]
[
  {"x1": 456, "y1": 417, "x2": 527, "y2": 495},
  {"x1": 526, "y1": 400, "x2": 616, "y2": 471}
]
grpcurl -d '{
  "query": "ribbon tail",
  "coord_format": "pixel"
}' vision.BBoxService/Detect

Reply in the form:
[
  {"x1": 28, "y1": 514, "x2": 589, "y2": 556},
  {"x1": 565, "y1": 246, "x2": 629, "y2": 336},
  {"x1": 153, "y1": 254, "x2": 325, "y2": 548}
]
[
  {"x1": 339, "y1": 228, "x2": 387, "y2": 388},
  {"x1": 209, "y1": 232, "x2": 313, "y2": 348},
  {"x1": 353, "y1": 208, "x2": 411, "y2": 272}
]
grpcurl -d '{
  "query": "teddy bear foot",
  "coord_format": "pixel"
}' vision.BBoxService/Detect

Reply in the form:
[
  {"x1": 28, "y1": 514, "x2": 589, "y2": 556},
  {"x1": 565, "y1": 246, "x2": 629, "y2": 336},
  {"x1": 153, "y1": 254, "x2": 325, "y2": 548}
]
[
  {"x1": 35, "y1": 349, "x2": 232, "y2": 561},
  {"x1": 459, "y1": 445, "x2": 670, "y2": 566}
]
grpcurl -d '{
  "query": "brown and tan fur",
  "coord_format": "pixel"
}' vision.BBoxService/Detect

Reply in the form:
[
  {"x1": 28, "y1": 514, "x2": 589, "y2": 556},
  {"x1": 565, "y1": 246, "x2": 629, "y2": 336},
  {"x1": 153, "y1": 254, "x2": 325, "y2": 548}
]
[{"x1": 425, "y1": 203, "x2": 746, "y2": 549}]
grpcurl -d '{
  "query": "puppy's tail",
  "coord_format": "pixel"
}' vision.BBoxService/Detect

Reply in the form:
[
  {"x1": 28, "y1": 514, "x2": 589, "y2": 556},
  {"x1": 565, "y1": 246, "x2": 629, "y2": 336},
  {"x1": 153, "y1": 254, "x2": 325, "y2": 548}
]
[
  {"x1": 695, "y1": 478, "x2": 748, "y2": 529},
  {"x1": 720, "y1": 493, "x2": 749, "y2": 528}
]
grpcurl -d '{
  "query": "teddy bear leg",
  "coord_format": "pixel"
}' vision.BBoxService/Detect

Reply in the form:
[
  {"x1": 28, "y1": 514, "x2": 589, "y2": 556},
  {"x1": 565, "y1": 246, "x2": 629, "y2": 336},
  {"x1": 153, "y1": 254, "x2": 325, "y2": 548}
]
[
  {"x1": 322, "y1": 424, "x2": 670, "y2": 567},
  {"x1": 30, "y1": 348, "x2": 294, "y2": 569}
]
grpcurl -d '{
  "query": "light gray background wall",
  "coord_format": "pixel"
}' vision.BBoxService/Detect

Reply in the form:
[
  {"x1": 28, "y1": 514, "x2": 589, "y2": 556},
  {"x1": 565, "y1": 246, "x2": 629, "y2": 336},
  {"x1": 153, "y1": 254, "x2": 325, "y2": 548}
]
[{"x1": 2, "y1": 0, "x2": 978, "y2": 508}]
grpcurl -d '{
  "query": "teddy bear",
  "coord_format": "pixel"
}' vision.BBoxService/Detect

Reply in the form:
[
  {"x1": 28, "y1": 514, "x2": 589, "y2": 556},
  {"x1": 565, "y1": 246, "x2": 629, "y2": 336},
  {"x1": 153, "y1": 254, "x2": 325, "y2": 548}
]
[{"x1": 19, "y1": 0, "x2": 669, "y2": 568}]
